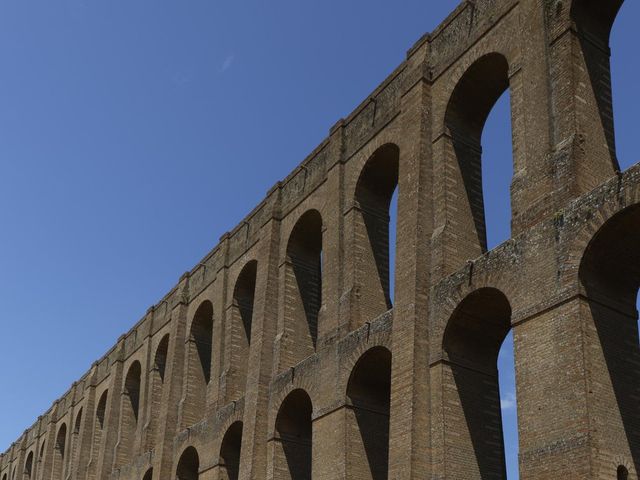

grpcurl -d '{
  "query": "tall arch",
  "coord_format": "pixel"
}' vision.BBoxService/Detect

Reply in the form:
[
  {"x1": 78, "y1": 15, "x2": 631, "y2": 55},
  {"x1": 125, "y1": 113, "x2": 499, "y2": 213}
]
[
  {"x1": 346, "y1": 346, "x2": 391, "y2": 480},
  {"x1": 142, "y1": 468, "x2": 153, "y2": 480},
  {"x1": 282, "y1": 210, "x2": 323, "y2": 369},
  {"x1": 24, "y1": 452, "x2": 33, "y2": 479},
  {"x1": 444, "y1": 52, "x2": 512, "y2": 257},
  {"x1": 579, "y1": 203, "x2": 640, "y2": 469},
  {"x1": 52, "y1": 423, "x2": 67, "y2": 480},
  {"x1": 117, "y1": 361, "x2": 142, "y2": 467},
  {"x1": 570, "y1": 0, "x2": 625, "y2": 171},
  {"x1": 219, "y1": 421, "x2": 243, "y2": 480},
  {"x1": 183, "y1": 300, "x2": 214, "y2": 427},
  {"x1": 88, "y1": 390, "x2": 108, "y2": 480},
  {"x1": 441, "y1": 288, "x2": 513, "y2": 478},
  {"x1": 226, "y1": 261, "x2": 257, "y2": 401},
  {"x1": 273, "y1": 389, "x2": 312, "y2": 480},
  {"x1": 176, "y1": 446, "x2": 199, "y2": 480},
  {"x1": 70, "y1": 407, "x2": 83, "y2": 471},
  {"x1": 354, "y1": 144, "x2": 399, "y2": 319},
  {"x1": 146, "y1": 334, "x2": 170, "y2": 449}
]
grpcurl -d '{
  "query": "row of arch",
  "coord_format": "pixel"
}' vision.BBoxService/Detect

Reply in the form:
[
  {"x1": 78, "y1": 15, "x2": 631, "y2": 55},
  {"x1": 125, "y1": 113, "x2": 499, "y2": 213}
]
[{"x1": 175, "y1": 345, "x2": 391, "y2": 480}]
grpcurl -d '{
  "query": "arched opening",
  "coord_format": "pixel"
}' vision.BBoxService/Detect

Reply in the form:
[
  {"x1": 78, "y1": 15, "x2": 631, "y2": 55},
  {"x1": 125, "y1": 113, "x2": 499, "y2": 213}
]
[
  {"x1": 74, "y1": 409, "x2": 83, "y2": 434},
  {"x1": 442, "y1": 288, "x2": 513, "y2": 478},
  {"x1": 219, "y1": 421, "x2": 243, "y2": 480},
  {"x1": 355, "y1": 144, "x2": 399, "y2": 317},
  {"x1": 282, "y1": 210, "x2": 323, "y2": 369},
  {"x1": 618, "y1": 465, "x2": 629, "y2": 480},
  {"x1": 274, "y1": 389, "x2": 312, "y2": 480},
  {"x1": 346, "y1": 346, "x2": 391, "y2": 480},
  {"x1": 24, "y1": 452, "x2": 33, "y2": 479},
  {"x1": 184, "y1": 300, "x2": 213, "y2": 427},
  {"x1": 176, "y1": 446, "x2": 199, "y2": 480},
  {"x1": 579, "y1": 204, "x2": 640, "y2": 469},
  {"x1": 142, "y1": 468, "x2": 153, "y2": 480},
  {"x1": 96, "y1": 391, "x2": 108, "y2": 430},
  {"x1": 570, "y1": 0, "x2": 625, "y2": 171},
  {"x1": 117, "y1": 361, "x2": 142, "y2": 466},
  {"x1": 146, "y1": 334, "x2": 170, "y2": 448},
  {"x1": 126, "y1": 362, "x2": 143, "y2": 419},
  {"x1": 227, "y1": 261, "x2": 257, "y2": 401},
  {"x1": 53, "y1": 423, "x2": 67, "y2": 479},
  {"x1": 39, "y1": 441, "x2": 45, "y2": 460},
  {"x1": 71, "y1": 407, "x2": 83, "y2": 470},
  {"x1": 89, "y1": 390, "x2": 108, "y2": 478},
  {"x1": 445, "y1": 53, "x2": 512, "y2": 256},
  {"x1": 154, "y1": 334, "x2": 170, "y2": 383}
]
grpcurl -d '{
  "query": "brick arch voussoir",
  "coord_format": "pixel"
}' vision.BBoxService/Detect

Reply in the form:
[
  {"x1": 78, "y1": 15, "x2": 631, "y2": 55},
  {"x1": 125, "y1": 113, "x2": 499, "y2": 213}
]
[
  {"x1": 431, "y1": 276, "x2": 517, "y2": 359},
  {"x1": 562, "y1": 180, "x2": 640, "y2": 291},
  {"x1": 209, "y1": 408, "x2": 245, "y2": 466},
  {"x1": 269, "y1": 383, "x2": 317, "y2": 438},
  {"x1": 435, "y1": 39, "x2": 521, "y2": 134},
  {"x1": 337, "y1": 334, "x2": 393, "y2": 398},
  {"x1": 347, "y1": 126, "x2": 404, "y2": 204}
]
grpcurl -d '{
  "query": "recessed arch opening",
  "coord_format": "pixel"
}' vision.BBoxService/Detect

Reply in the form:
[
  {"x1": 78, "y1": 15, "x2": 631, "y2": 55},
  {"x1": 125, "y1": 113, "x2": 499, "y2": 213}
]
[
  {"x1": 618, "y1": 465, "x2": 629, "y2": 480},
  {"x1": 355, "y1": 144, "x2": 399, "y2": 314},
  {"x1": 124, "y1": 361, "x2": 142, "y2": 423},
  {"x1": 445, "y1": 53, "x2": 512, "y2": 254},
  {"x1": 226, "y1": 261, "x2": 257, "y2": 401},
  {"x1": 570, "y1": 0, "x2": 625, "y2": 171},
  {"x1": 346, "y1": 346, "x2": 391, "y2": 480},
  {"x1": 96, "y1": 390, "x2": 108, "y2": 430},
  {"x1": 219, "y1": 421, "x2": 243, "y2": 480},
  {"x1": 176, "y1": 446, "x2": 199, "y2": 480},
  {"x1": 184, "y1": 300, "x2": 213, "y2": 426},
  {"x1": 24, "y1": 452, "x2": 33, "y2": 479},
  {"x1": 154, "y1": 334, "x2": 170, "y2": 384},
  {"x1": 142, "y1": 467, "x2": 153, "y2": 480},
  {"x1": 53, "y1": 423, "x2": 67, "y2": 479},
  {"x1": 274, "y1": 389, "x2": 313, "y2": 480},
  {"x1": 579, "y1": 204, "x2": 640, "y2": 469},
  {"x1": 283, "y1": 210, "x2": 323, "y2": 368},
  {"x1": 442, "y1": 287, "x2": 514, "y2": 478}
]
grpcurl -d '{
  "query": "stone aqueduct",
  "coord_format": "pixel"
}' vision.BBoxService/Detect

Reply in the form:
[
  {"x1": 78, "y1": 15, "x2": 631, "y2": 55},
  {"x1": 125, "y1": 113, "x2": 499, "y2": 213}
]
[{"x1": 2, "y1": 0, "x2": 639, "y2": 478}]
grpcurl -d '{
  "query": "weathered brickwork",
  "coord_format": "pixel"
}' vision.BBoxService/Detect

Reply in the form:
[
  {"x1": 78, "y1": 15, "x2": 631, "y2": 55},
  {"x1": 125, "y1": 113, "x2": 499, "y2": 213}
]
[{"x1": 1, "y1": 0, "x2": 637, "y2": 478}]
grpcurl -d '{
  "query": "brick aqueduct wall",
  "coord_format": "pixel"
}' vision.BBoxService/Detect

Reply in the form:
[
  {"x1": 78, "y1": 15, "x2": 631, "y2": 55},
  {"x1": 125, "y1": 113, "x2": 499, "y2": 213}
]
[{"x1": 2, "y1": 0, "x2": 640, "y2": 479}]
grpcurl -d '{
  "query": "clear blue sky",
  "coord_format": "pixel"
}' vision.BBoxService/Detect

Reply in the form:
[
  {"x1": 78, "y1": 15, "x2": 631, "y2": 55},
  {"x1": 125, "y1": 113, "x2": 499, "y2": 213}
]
[{"x1": 0, "y1": 2, "x2": 637, "y2": 478}]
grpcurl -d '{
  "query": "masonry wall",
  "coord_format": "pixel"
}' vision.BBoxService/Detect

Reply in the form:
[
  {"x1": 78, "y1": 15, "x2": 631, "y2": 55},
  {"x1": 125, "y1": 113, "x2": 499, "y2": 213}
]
[{"x1": 1, "y1": 0, "x2": 638, "y2": 479}]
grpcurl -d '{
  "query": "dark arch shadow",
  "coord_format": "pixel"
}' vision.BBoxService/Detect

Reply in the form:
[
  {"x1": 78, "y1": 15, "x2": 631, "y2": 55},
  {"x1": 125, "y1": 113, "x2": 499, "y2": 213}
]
[
  {"x1": 219, "y1": 421, "x2": 243, "y2": 480},
  {"x1": 443, "y1": 287, "x2": 512, "y2": 479},
  {"x1": 579, "y1": 204, "x2": 640, "y2": 472},
  {"x1": 276, "y1": 389, "x2": 313, "y2": 480}
]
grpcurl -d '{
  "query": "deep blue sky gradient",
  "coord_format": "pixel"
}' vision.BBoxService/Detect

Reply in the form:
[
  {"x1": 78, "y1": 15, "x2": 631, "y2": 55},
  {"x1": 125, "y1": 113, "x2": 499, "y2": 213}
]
[{"x1": 0, "y1": 2, "x2": 637, "y2": 478}]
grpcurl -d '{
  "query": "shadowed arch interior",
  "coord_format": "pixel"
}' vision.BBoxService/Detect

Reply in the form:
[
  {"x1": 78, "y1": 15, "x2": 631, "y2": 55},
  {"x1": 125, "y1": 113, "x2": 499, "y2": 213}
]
[
  {"x1": 74, "y1": 408, "x2": 83, "y2": 434},
  {"x1": 142, "y1": 467, "x2": 153, "y2": 480},
  {"x1": 445, "y1": 52, "x2": 511, "y2": 253},
  {"x1": 346, "y1": 346, "x2": 391, "y2": 480},
  {"x1": 442, "y1": 287, "x2": 512, "y2": 478},
  {"x1": 355, "y1": 144, "x2": 399, "y2": 315},
  {"x1": 219, "y1": 421, "x2": 243, "y2": 480},
  {"x1": 579, "y1": 203, "x2": 640, "y2": 470},
  {"x1": 176, "y1": 446, "x2": 199, "y2": 480},
  {"x1": 96, "y1": 390, "x2": 108, "y2": 429},
  {"x1": 283, "y1": 210, "x2": 323, "y2": 368},
  {"x1": 570, "y1": 0, "x2": 625, "y2": 169},
  {"x1": 24, "y1": 452, "x2": 33, "y2": 478},
  {"x1": 154, "y1": 334, "x2": 170, "y2": 383},
  {"x1": 53, "y1": 423, "x2": 67, "y2": 479},
  {"x1": 124, "y1": 361, "x2": 142, "y2": 422},
  {"x1": 275, "y1": 389, "x2": 312, "y2": 480},
  {"x1": 233, "y1": 260, "x2": 257, "y2": 345},
  {"x1": 116, "y1": 361, "x2": 143, "y2": 467},
  {"x1": 191, "y1": 301, "x2": 214, "y2": 385},
  {"x1": 225, "y1": 261, "x2": 257, "y2": 402}
]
